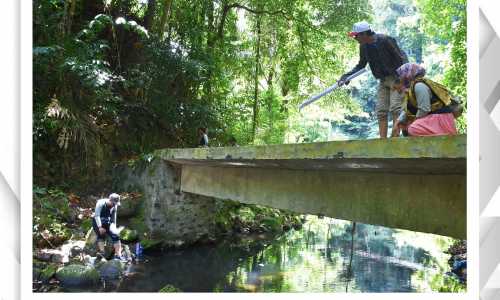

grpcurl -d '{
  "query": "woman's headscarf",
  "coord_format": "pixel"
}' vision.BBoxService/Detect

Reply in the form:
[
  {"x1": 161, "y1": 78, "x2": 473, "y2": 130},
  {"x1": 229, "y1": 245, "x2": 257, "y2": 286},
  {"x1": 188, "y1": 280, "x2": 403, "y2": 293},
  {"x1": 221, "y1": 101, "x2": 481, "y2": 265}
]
[{"x1": 396, "y1": 63, "x2": 426, "y2": 89}]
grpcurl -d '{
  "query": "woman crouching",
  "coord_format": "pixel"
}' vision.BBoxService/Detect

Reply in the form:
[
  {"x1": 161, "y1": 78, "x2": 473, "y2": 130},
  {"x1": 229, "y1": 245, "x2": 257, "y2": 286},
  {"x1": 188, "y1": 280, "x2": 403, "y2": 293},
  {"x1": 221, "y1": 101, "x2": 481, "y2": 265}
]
[{"x1": 394, "y1": 63, "x2": 462, "y2": 136}]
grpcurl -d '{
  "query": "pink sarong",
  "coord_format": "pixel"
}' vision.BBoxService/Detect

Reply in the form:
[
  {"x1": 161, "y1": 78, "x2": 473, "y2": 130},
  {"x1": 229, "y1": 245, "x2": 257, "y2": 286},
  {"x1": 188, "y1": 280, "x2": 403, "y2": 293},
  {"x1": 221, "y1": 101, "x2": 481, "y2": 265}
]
[{"x1": 408, "y1": 113, "x2": 457, "y2": 136}]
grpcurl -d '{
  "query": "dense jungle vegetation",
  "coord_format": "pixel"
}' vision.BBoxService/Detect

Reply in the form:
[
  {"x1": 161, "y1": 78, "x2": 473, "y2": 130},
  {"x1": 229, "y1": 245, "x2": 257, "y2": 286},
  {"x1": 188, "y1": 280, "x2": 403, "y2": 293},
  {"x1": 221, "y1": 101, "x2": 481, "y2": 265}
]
[{"x1": 33, "y1": 0, "x2": 466, "y2": 190}]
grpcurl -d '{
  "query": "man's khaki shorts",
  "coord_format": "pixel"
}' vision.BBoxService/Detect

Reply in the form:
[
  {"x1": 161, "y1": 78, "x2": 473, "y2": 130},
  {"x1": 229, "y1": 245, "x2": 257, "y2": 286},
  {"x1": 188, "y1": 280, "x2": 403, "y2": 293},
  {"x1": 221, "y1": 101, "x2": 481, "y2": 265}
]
[{"x1": 376, "y1": 75, "x2": 403, "y2": 119}]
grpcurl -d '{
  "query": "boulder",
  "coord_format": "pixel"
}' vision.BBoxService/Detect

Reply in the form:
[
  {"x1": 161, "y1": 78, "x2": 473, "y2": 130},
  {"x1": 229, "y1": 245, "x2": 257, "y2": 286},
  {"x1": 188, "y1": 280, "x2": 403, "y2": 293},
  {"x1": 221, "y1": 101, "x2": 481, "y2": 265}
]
[
  {"x1": 55, "y1": 264, "x2": 100, "y2": 287},
  {"x1": 61, "y1": 240, "x2": 86, "y2": 259},
  {"x1": 98, "y1": 260, "x2": 124, "y2": 281},
  {"x1": 140, "y1": 238, "x2": 163, "y2": 251},
  {"x1": 34, "y1": 249, "x2": 52, "y2": 262},
  {"x1": 51, "y1": 252, "x2": 69, "y2": 264},
  {"x1": 84, "y1": 228, "x2": 97, "y2": 249},
  {"x1": 34, "y1": 249, "x2": 69, "y2": 264}
]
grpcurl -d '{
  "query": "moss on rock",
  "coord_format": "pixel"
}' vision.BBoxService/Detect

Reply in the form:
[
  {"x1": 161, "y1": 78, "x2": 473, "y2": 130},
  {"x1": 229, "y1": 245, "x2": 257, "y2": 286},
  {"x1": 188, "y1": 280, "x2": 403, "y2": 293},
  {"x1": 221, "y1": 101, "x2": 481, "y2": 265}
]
[
  {"x1": 120, "y1": 228, "x2": 139, "y2": 243},
  {"x1": 55, "y1": 264, "x2": 100, "y2": 287},
  {"x1": 40, "y1": 264, "x2": 58, "y2": 283},
  {"x1": 140, "y1": 238, "x2": 163, "y2": 251},
  {"x1": 159, "y1": 284, "x2": 182, "y2": 292}
]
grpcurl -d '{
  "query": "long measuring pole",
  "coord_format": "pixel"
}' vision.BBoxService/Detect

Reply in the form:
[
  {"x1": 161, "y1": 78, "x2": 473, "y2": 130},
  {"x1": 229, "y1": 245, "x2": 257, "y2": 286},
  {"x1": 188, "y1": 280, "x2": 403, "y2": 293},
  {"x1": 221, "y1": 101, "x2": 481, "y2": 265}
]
[{"x1": 299, "y1": 68, "x2": 367, "y2": 111}]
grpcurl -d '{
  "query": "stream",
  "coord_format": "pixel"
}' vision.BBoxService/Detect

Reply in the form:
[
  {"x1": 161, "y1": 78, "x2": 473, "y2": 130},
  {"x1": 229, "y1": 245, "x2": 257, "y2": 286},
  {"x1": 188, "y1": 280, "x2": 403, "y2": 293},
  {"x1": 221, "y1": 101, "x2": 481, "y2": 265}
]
[{"x1": 59, "y1": 216, "x2": 457, "y2": 292}]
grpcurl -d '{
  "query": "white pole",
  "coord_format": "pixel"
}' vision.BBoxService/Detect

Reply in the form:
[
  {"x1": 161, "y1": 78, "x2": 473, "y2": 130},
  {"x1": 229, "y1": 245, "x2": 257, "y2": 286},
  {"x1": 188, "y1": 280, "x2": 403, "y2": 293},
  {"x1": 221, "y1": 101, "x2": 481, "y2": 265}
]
[{"x1": 299, "y1": 68, "x2": 367, "y2": 111}]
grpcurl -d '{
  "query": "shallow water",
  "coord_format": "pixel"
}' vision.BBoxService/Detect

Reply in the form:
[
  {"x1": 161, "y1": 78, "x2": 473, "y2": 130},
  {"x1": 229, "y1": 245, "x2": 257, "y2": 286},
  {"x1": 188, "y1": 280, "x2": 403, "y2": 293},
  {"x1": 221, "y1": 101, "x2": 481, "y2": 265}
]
[{"x1": 59, "y1": 216, "x2": 460, "y2": 292}]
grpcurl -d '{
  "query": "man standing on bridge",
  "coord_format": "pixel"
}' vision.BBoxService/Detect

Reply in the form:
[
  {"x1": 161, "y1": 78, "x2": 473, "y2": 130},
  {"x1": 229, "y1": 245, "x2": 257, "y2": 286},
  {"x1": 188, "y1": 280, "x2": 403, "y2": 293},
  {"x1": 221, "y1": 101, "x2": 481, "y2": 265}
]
[{"x1": 338, "y1": 21, "x2": 408, "y2": 138}]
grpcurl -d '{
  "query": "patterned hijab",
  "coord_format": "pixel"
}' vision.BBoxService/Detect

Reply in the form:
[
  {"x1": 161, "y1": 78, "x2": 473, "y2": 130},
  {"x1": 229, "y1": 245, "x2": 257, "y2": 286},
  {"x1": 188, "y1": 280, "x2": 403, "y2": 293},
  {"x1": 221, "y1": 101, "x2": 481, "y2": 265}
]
[{"x1": 396, "y1": 63, "x2": 426, "y2": 89}]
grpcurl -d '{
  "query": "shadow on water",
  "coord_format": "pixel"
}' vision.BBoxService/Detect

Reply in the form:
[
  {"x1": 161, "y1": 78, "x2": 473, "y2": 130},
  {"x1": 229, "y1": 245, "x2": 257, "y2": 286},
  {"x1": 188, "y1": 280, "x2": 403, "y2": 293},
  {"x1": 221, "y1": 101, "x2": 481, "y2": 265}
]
[{"x1": 63, "y1": 216, "x2": 459, "y2": 292}]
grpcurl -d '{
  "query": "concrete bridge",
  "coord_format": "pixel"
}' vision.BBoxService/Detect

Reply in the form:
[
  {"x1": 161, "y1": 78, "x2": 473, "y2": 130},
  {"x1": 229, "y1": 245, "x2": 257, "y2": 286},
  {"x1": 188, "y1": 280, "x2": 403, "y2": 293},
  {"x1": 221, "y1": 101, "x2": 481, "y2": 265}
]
[{"x1": 154, "y1": 135, "x2": 466, "y2": 239}]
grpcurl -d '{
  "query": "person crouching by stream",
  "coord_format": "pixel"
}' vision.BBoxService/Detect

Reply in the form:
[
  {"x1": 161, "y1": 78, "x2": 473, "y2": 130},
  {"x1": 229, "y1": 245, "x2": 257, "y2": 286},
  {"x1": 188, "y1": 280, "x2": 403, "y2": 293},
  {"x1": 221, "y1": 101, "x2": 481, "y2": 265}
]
[
  {"x1": 394, "y1": 63, "x2": 462, "y2": 136},
  {"x1": 92, "y1": 193, "x2": 124, "y2": 261}
]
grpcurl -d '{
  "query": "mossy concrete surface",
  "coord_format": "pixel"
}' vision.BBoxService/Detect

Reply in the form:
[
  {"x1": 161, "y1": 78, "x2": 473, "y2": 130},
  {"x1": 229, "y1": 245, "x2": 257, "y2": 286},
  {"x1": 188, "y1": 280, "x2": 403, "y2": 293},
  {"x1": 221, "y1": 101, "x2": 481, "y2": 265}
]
[
  {"x1": 156, "y1": 135, "x2": 465, "y2": 160},
  {"x1": 156, "y1": 135, "x2": 466, "y2": 174},
  {"x1": 154, "y1": 135, "x2": 466, "y2": 239}
]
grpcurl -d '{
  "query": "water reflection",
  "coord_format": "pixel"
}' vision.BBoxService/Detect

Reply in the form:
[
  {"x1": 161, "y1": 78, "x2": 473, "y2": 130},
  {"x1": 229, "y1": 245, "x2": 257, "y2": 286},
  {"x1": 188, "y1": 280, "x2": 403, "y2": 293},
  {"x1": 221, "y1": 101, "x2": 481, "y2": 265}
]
[
  {"x1": 214, "y1": 217, "x2": 450, "y2": 292},
  {"x1": 73, "y1": 216, "x2": 460, "y2": 292}
]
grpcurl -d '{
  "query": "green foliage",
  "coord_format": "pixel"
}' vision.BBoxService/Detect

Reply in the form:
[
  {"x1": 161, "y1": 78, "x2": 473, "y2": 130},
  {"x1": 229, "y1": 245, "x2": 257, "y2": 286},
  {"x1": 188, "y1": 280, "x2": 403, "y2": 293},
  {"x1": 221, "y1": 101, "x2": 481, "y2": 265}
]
[
  {"x1": 214, "y1": 199, "x2": 302, "y2": 234},
  {"x1": 33, "y1": 186, "x2": 71, "y2": 225},
  {"x1": 120, "y1": 228, "x2": 139, "y2": 243},
  {"x1": 424, "y1": 272, "x2": 466, "y2": 292},
  {"x1": 33, "y1": 186, "x2": 73, "y2": 247},
  {"x1": 80, "y1": 218, "x2": 92, "y2": 233},
  {"x1": 33, "y1": 0, "x2": 466, "y2": 189},
  {"x1": 416, "y1": 0, "x2": 466, "y2": 133},
  {"x1": 33, "y1": 0, "x2": 372, "y2": 189}
]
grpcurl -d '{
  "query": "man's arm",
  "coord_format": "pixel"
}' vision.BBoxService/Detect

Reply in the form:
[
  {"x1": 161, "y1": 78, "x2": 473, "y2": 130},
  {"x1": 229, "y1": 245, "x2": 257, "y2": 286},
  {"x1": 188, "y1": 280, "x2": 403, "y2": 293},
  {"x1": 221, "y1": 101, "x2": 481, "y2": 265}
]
[
  {"x1": 387, "y1": 36, "x2": 408, "y2": 64},
  {"x1": 341, "y1": 45, "x2": 368, "y2": 80},
  {"x1": 94, "y1": 201, "x2": 102, "y2": 228},
  {"x1": 111, "y1": 207, "x2": 117, "y2": 225}
]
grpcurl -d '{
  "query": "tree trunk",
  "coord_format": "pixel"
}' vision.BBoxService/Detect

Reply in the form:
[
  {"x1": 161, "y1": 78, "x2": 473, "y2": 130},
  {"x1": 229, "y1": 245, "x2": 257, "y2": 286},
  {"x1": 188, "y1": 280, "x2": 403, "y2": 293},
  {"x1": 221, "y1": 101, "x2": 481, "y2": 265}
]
[
  {"x1": 66, "y1": 0, "x2": 77, "y2": 35},
  {"x1": 346, "y1": 221, "x2": 356, "y2": 292},
  {"x1": 251, "y1": 14, "x2": 262, "y2": 142},
  {"x1": 144, "y1": 0, "x2": 157, "y2": 31},
  {"x1": 204, "y1": 0, "x2": 215, "y2": 102},
  {"x1": 159, "y1": 0, "x2": 173, "y2": 40},
  {"x1": 59, "y1": 0, "x2": 72, "y2": 38}
]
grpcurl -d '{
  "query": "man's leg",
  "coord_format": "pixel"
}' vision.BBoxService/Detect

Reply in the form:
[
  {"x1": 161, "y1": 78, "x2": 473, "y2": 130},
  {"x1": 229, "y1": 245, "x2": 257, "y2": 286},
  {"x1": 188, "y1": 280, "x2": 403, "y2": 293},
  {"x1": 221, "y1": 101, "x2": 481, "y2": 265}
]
[
  {"x1": 110, "y1": 231, "x2": 123, "y2": 258},
  {"x1": 378, "y1": 116, "x2": 388, "y2": 139},
  {"x1": 389, "y1": 77, "x2": 404, "y2": 137},
  {"x1": 97, "y1": 241, "x2": 105, "y2": 253},
  {"x1": 113, "y1": 241, "x2": 122, "y2": 257},
  {"x1": 376, "y1": 79, "x2": 390, "y2": 138},
  {"x1": 391, "y1": 112, "x2": 400, "y2": 137},
  {"x1": 92, "y1": 219, "x2": 106, "y2": 254}
]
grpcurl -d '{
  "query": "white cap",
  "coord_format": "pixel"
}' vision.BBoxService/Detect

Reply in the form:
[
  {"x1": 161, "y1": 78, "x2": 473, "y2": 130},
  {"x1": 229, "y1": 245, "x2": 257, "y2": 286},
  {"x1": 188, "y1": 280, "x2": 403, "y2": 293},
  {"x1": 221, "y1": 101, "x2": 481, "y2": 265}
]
[
  {"x1": 349, "y1": 21, "x2": 371, "y2": 37},
  {"x1": 109, "y1": 193, "x2": 121, "y2": 206}
]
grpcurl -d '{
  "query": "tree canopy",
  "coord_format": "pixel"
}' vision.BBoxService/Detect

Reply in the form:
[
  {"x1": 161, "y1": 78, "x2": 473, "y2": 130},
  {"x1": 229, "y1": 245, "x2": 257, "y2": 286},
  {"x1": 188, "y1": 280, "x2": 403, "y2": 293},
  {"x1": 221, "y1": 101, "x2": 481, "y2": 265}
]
[{"x1": 33, "y1": 0, "x2": 466, "y2": 188}]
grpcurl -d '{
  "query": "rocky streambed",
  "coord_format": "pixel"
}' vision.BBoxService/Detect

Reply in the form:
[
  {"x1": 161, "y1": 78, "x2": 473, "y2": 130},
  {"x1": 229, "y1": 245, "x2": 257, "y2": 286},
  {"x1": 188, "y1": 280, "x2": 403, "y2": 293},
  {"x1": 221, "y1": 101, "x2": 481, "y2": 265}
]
[{"x1": 32, "y1": 188, "x2": 304, "y2": 292}]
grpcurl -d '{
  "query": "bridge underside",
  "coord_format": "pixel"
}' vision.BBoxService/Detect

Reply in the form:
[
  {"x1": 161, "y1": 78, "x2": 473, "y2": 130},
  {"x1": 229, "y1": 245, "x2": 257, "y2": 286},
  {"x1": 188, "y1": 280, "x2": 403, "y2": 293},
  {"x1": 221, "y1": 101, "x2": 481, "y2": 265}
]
[{"x1": 157, "y1": 135, "x2": 466, "y2": 239}]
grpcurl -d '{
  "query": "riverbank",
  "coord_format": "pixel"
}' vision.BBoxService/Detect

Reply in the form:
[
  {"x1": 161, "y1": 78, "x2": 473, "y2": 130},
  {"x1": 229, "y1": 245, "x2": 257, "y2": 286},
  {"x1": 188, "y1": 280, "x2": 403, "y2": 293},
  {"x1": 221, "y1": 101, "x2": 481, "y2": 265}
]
[
  {"x1": 34, "y1": 207, "x2": 467, "y2": 292},
  {"x1": 32, "y1": 187, "x2": 304, "y2": 292}
]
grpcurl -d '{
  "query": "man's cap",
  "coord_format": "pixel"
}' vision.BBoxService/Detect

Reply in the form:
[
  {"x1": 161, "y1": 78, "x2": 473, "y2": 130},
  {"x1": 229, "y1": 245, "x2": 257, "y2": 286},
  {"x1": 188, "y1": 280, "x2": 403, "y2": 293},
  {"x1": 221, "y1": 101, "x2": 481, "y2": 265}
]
[
  {"x1": 348, "y1": 21, "x2": 371, "y2": 37},
  {"x1": 109, "y1": 193, "x2": 121, "y2": 206}
]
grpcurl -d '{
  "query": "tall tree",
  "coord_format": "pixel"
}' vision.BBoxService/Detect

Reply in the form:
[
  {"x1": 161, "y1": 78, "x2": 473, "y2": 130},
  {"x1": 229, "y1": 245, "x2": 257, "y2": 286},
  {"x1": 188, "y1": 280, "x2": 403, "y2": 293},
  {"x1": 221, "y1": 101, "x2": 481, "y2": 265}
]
[{"x1": 251, "y1": 12, "x2": 262, "y2": 142}]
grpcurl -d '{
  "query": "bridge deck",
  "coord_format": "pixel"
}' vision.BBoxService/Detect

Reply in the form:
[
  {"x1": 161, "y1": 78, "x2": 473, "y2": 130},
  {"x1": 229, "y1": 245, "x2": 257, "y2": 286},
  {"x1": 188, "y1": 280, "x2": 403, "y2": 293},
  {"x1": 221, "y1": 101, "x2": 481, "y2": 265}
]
[
  {"x1": 156, "y1": 135, "x2": 465, "y2": 174},
  {"x1": 154, "y1": 135, "x2": 466, "y2": 238}
]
